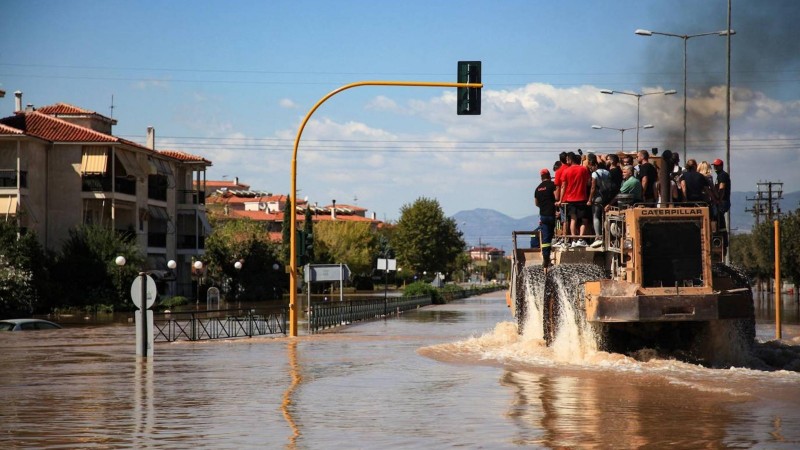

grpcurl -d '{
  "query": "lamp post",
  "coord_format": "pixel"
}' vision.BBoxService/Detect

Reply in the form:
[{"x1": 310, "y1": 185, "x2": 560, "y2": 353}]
[
  {"x1": 115, "y1": 256, "x2": 126, "y2": 304},
  {"x1": 193, "y1": 260, "x2": 203, "y2": 305},
  {"x1": 635, "y1": 28, "x2": 734, "y2": 162},
  {"x1": 591, "y1": 124, "x2": 654, "y2": 152},
  {"x1": 234, "y1": 260, "x2": 243, "y2": 302},
  {"x1": 600, "y1": 89, "x2": 676, "y2": 152},
  {"x1": 167, "y1": 259, "x2": 177, "y2": 297}
]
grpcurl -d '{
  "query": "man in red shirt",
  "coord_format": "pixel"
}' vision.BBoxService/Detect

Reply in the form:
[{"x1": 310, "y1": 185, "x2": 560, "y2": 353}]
[
  {"x1": 552, "y1": 152, "x2": 570, "y2": 246},
  {"x1": 556, "y1": 152, "x2": 591, "y2": 247}
]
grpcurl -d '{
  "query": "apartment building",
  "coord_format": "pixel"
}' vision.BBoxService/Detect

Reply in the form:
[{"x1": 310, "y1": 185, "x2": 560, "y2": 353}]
[{"x1": 0, "y1": 92, "x2": 212, "y2": 298}]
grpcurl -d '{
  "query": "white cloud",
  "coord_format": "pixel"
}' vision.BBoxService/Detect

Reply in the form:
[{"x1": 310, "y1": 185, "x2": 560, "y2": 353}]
[{"x1": 279, "y1": 98, "x2": 297, "y2": 109}]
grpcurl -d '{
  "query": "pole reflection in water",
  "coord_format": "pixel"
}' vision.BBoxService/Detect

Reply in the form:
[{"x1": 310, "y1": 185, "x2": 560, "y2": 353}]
[
  {"x1": 133, "y1": 359, "x2": 154, "y2": 445},
  {"x1": 282, "y1": 340, "x2": 302, "y2": 447}
]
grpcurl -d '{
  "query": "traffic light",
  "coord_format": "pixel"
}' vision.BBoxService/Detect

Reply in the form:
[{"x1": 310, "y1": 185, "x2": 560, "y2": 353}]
[{"x1": 457, "y1": 61, "x2": 481, "y2": 115}]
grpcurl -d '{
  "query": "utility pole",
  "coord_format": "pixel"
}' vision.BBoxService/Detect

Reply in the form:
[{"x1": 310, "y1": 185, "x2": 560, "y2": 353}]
[{"x1": 746, "y1": 181, "x2": 783, "y2": 226}]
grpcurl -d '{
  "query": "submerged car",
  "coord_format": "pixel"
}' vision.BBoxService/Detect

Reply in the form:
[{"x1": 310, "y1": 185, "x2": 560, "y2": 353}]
[{"x1": 0, "y1": 318, "x2": 63, "y2": 331}]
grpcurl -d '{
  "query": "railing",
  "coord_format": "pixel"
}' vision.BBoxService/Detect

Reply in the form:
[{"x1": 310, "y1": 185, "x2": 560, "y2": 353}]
[
  {"x1": 153, "y1": 306, "x2": 287, "y2": 342},
  {"x1": 178, "y1": 189, "x2": 205, "y2": 205},
  {"x1": 81, "y1": 175, "x2": 136, "y2": 195},
  {"x1": 309, "y1": 295, "x2": 431, "y2": 333},
  {"x1": 0, "y1": 170, "x2": 27, "y2": 188}
]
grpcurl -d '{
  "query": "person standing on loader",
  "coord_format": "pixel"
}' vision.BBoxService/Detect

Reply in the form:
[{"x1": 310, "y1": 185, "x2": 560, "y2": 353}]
[{"x1": 534, "y1": 168, "x2": 556, "y2": 267}]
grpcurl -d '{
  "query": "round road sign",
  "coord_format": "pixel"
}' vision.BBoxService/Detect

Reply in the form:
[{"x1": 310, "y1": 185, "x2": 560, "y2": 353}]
[{"x1": 130, "y1": 274, "x2": 158, "y2": 309}]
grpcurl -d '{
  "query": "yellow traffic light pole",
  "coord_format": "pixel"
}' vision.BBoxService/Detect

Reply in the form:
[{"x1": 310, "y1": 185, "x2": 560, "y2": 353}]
[{"x1": 289, "y1": 80, "x2": 483, "y2": 337}]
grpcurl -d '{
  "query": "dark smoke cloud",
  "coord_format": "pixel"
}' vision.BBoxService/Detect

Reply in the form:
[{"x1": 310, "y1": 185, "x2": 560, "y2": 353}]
[{"x1": 639, "y1": 1, "x2": 800, "y2": 158}]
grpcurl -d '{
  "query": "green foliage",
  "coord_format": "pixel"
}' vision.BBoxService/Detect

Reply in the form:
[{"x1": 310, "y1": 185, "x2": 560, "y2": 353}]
[
  {"x1": 281, "y1": 195, "x2": 292, "y2": 265},
  {"x1": 402, "y1": 280, "x2": 441, "y2": 303},
  {"x1": 49, "y1": 225, "x2": 142, "y2": 311},
  {"x1": 0, "y1": 222, "x2": 48, "y2": 316},
  {"x1": 314, "y1": 221, "x2": 378, "y2": 275},
  {"x1": 204, "y1": 219, "x2": 285, "y2": 301},
  {"x1": 302, "y1": 207, "x2": 315, "y2": 265},
  {"x1": 393, "y1": 197, "x2": 466, "y2": 278},
  {"x1": 731, "y1": 209, "x2": 800, "y2": 288},
  {"x1": 158, "y1": 295, "x2": 189, "y2": 310},
  {"x1": 0, "y1": 254, "x2": 35, "y2": 317}
]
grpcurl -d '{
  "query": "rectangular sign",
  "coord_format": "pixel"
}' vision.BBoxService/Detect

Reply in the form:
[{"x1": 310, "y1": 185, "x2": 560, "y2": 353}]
[
  {"x1": 305, "y1": 264, "x2": 351, "y2": 282},
  {"x1": 377, "y1": 258, "x2": 397, "y2": 271}
]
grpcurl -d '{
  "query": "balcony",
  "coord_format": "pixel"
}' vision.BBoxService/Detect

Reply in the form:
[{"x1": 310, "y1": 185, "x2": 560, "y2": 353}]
[
  {"x1": 148, "y1": 175, "x2": 168, "y2": 201},
  {"x1": 177, "y1": 234, "x2": 205, "y2": 250},
  {"x1": 178, "y1": 189, "x2": 205, "y2": 206},
  {"x1": 82, "y1": 175, "x2": 136, "y2": 196},
  {"x1": 0, "y1": 170, "x2": 27, "y2": 188},
  {"x1": 148, "y1": 232, "x2": 167, "y2": 248}
]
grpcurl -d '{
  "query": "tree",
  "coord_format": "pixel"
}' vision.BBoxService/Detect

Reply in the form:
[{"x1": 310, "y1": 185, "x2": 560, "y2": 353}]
[
  {"x1": 302, "y1": 207, "x2": 315, "y2": 265},
  {"x1": 0, "y1": 222, "x2": 48, "y2": 316},
  {"x1": 204, "y1": 219, "x2": 285, "y2": 301},
  {"x1": 50, "y1": 225, "x2": 142, "y2": 310},
  {"x1": 281, "y1": 195, "x2": 293, "y2": 265},
  {"x1": 393, "y1": 197, "x2": 466, "y2": 279},
  {"x1": 314, "y1": 221, "x2": 377, "y2": 275}
]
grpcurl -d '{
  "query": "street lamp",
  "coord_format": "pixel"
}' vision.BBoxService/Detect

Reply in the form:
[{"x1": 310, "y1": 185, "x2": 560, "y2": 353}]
[
  {"x1": 591, "y1": 124, "x2": 654, "y2": 152},
  {"x1": 600, "y1": 89, "x2": 676, "y2": 152},
  {"x1": 234, "y1": 260, "x2": 243, "y2": 301},
  {"x1": 193, "y1": 260, "x2": 203, "y2": 305},
  {"x1": 167, "y1": 259, "x2": 177, "y2": 297},
  {"x1": 115, "y1": 256, "x2": 126, "y2": 304},
  {"x1": 635, "y1": 28, "x2": 734, "y2": 162}
]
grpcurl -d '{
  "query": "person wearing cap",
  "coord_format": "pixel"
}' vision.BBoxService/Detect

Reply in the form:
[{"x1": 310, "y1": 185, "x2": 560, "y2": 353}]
[
  {"x1": 712, "y1": 158, "x2": 731, "y2": 229},
  {"x1": 535, "y1": 168, "x2": 557, "y2": 267}
]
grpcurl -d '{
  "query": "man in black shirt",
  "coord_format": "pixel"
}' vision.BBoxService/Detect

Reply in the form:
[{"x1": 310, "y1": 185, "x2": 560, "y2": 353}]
[
  {"x1": 636, "y1": 150, "x2": 658, "y2": 205},
  {"x1": 535, "y1": 168, "x2": 556, "y2": 267},
  {"x1": 680, "y1": 159, "x2": 713, "y2": 203},
  {"x1": 712, "y1": 158, "x2": 731, "y2": 231}
]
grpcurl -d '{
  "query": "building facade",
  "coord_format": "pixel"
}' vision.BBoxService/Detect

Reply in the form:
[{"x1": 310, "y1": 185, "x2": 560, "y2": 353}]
[{"x1": 0, "y1": 94, "x2": 212, "y2": 298}]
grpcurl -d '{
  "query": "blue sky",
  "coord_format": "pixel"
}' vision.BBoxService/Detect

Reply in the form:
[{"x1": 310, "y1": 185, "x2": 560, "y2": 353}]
[{"x1": 2, "y1": 1, "x2": 798, "y2": 227}]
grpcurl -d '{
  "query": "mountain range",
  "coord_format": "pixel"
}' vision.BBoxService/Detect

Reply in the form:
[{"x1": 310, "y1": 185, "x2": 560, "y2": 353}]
[{"x1": 455, "y1": 190, "x2": 800, "y2": 253}]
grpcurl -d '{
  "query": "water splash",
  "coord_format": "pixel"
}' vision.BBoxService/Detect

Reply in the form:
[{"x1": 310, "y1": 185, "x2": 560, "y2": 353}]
[{"x1": 518, "y1": 263, "x2": 606, "y2": 363}]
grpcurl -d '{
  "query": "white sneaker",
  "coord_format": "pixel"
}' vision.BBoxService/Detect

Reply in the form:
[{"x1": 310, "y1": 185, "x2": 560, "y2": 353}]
[
  {"x1": 573, "y1": 239, "x2": 588, "y2": 247},
  {"x1": 590, "y1": 239, "x2": 603, "y2": 248}
]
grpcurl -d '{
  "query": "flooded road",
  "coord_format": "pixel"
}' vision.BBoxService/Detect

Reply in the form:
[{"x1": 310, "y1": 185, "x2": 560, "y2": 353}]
[{"x1": 2, "y1": 293, "x2": 799, "y2": 449}]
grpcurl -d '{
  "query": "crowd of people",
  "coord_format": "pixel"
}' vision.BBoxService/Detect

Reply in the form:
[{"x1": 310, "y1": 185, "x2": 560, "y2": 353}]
[{"x1": 534, "y1": 149, "x2": 730, "y2": 265}]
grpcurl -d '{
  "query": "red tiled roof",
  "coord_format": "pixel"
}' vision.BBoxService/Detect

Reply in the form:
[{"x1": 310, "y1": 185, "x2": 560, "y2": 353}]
[
  {"x1": 205, "y1": 179, "x2": 251, "y2": 189},
  {"x1": 0, "y1": 123, "x2": 23, "y2": 135},
  {"x1": 0, "y1": 111, "x2": 118, "y2": 143},
  {"x1": 159, "y1": 150, "x2": 211, "y2": 164},
  {"x1": 37, "y1": 103, "x2": 97, "y2": 116},
  {"x1": 325, "y1": 203, "x2": 367, "y2": 211}
]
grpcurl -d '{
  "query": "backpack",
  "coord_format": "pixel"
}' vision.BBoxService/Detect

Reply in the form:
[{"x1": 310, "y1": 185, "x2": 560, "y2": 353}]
[{"x1": 593, "y1": 169, "x2": 615, "y2": 205}]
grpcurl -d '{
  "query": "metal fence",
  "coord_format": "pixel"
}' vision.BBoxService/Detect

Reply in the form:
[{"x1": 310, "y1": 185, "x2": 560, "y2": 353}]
[
  {"x1": 154, "y1": 307, "x2": 288, "y2": 342},
  {"x1": 309, "y1": 295, "x2": 431, "y2": 333}
]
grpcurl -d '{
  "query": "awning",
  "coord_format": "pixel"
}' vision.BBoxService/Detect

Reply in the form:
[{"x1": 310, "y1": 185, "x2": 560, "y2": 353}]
[
  {"x1": 0, "y1": 196, "x2": 18, "y2": 216},
  {"x1": 116, "y1": 151, "x2": 146, "y2": 179},
  {"x1": 148, "y1": 205, "x2": 170, "y2": 221},
  {"x1": 198, "y1": 212, "x2": 212, "y2": 234},
  {"x1": 148, "y1": 157, "x2": 173, "y2": 177},
  {"x1": 80, "y1": 147, "x2": 108, "y2": 174}
]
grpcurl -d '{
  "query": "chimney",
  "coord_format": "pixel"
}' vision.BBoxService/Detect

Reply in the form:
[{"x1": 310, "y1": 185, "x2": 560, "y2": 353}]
[
  {"x1": 372, "y1": 212, "x2": 376, "y2": 220},
  {"x1": 146, "y1": 126, "x2": 155, "y2": 149},
  {"x1": 331, "y1": 199, "x2": 337, "y2": 220},
  {"x1": 234, "y1": 176, "x2": 239, "y2": 186},
  {"x1": 14, "y1": 91, "x2": 22, "y2": 112}
]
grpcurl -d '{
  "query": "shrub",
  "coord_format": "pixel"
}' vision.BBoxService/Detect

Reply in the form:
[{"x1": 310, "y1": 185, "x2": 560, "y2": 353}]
[
  {"x1": 158, "y1": 296, "x2": 189, "y2": 310},
  {"x1": 402, "y1": 281, "x2": 442, "y2": 304}
]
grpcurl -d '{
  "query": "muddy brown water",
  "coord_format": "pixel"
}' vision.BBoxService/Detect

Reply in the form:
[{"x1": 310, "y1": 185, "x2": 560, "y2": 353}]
[{"x1": 1, "y1": 293, "x2": 799, "y2": 448}]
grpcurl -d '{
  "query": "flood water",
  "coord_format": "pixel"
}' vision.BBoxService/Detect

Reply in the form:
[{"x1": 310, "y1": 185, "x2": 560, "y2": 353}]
[{"x1": 2, "y1": 292, "x2": 800, "y2": 449}]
